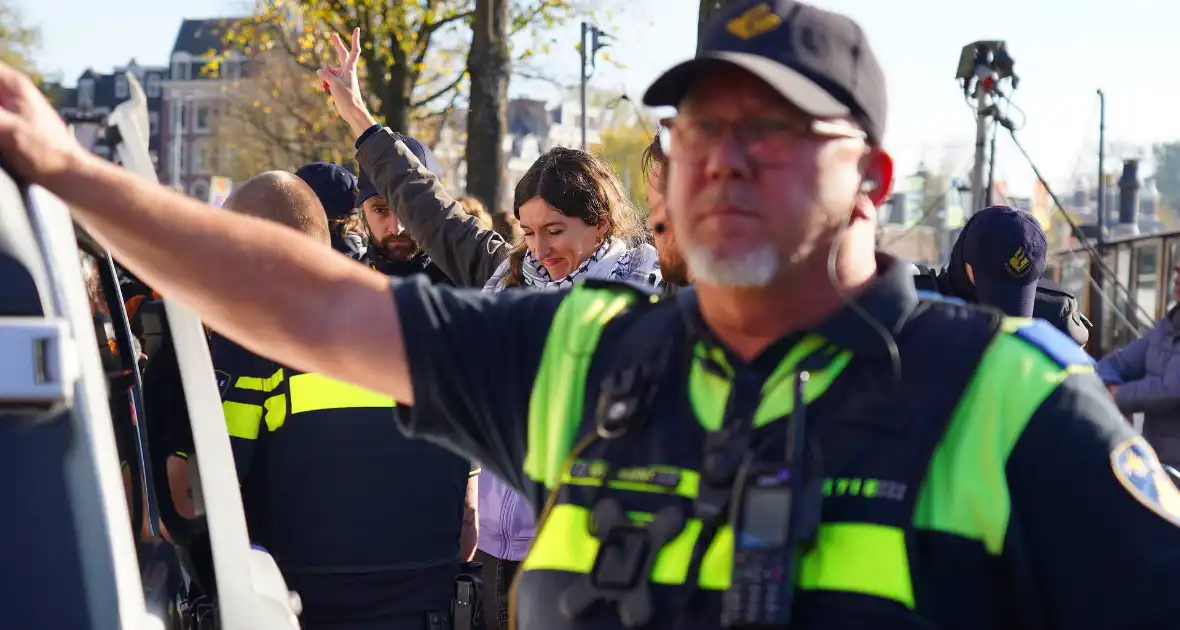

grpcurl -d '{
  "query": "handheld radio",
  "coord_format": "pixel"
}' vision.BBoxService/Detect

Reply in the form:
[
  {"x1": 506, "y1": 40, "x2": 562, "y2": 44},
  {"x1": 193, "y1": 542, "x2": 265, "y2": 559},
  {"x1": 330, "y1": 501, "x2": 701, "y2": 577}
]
[{"x1": 722, "y1": 371, "x2": 823, "y2": 628}]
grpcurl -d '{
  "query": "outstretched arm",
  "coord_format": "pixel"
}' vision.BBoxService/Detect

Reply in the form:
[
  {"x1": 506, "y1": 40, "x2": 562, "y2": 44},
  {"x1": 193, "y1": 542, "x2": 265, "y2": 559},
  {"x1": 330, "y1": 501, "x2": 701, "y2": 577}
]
[{"x1": 0, "y1": 61, "x2": 413, "y2": 403}]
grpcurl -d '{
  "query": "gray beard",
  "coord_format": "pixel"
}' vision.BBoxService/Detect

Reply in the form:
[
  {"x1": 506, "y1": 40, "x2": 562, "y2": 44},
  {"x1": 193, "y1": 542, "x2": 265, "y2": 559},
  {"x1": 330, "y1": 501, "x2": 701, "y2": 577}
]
[{"x1": 682, "y1": 242, "x2": 778, "y2": 288}]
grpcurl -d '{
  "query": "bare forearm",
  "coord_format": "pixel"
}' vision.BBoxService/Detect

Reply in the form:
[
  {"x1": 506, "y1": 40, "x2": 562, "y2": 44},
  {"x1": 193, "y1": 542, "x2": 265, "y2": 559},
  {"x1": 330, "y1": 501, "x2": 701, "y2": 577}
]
[
  {"x1": 49, "y1": 153, "x2": 410, "y2": 400},
  {"x1": 460, "y1": 474, "x2": 478, "y2": 561}
]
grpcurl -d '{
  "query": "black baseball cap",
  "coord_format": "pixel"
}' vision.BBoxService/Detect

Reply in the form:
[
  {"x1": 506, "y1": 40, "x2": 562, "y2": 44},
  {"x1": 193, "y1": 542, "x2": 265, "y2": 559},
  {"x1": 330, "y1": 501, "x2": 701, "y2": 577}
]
[
  {"x1": 962, "y1": 205, "x2": 1047, "y2": 318},
  {"x1": 643, "y1": 0, "x2": 887, "y2": 144},
  {"x1": 295, "y1": 162, "x2": 358, "y2": 221},
  {"x1": 356, "y1": 134, "x2": 443, "y2": 207}
]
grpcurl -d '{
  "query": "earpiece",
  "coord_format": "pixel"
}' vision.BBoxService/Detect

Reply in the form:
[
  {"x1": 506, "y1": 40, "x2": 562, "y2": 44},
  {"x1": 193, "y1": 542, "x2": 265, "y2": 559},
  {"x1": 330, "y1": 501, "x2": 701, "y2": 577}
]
[
  {"x1": 653, "y1": 222, "x2": 667, "y2": 234},
  {"x1": 860, "y1": 179, "x2": 878, "y2": 193}
]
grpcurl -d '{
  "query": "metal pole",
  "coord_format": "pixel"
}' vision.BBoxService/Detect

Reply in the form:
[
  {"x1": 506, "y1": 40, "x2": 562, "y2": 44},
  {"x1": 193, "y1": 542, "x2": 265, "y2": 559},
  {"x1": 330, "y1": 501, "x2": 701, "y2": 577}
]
[
  {"x1": 170, "y1": 96, "x2": 183, "y2": 189},
  {"x1": 985, "y1": 119, "x2": 998, "y2": 207},
  {"x1": 1092, "y1": 88, "x2": 1107, "y2": 353},
  {"x1": 579, "y1": 22, "x2": 588, "y2": 152},
  {"x1": 1096, "y1": 89, "x2": 1106, "y2": 249},
  {"x1": 968, "y1": 65, "x2": 992, "y2": 214}
]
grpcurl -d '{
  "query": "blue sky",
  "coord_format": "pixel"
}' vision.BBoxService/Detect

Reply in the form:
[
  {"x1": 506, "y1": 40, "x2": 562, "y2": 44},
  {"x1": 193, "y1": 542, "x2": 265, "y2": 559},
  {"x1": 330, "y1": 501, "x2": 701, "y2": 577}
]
[{"x1": 19, "y1": 0, "x2": 1180, "y2": 196}]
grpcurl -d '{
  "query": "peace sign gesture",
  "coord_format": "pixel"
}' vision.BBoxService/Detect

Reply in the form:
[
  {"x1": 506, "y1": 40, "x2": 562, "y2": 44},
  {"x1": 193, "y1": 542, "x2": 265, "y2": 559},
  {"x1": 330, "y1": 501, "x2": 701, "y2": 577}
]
[{"x1": 318, "y1": 27, "x2": 377, "y2": 139}]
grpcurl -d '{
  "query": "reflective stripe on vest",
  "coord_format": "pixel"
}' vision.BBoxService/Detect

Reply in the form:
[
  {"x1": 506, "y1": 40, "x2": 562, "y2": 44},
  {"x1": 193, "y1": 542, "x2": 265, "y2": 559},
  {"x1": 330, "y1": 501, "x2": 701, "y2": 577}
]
[
  {"x1": 913, "y1": 317, "x2": 1093, "y2": 554},
  {"x1": 523, "y1": 286, "x2": 647, "y2": 489},
  {"x1": 288, "y1": 373, "x2": 395, "y2": 414},
  {"x1": 225, "y1": 367, "x2": 287, "y2": 439},
  {"x1": 689, "y1": 334, "x2": 852, "y2": 431},
  {"x1": 223, "y1": 369, "x2": 396, "y2": 440},
  {"x1": 523, "y1": 504, "x2": 915, "y2": 607}
]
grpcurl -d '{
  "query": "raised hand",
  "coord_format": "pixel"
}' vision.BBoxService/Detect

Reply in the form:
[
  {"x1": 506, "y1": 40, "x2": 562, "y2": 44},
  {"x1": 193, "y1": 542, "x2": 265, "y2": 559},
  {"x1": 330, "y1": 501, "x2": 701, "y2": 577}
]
[
  {"x1": 0, "y1": 61, "x2": 86, "y2": 184},
  {"x1": 317, "y1": 27, "x2": 377, "y2": 139}
]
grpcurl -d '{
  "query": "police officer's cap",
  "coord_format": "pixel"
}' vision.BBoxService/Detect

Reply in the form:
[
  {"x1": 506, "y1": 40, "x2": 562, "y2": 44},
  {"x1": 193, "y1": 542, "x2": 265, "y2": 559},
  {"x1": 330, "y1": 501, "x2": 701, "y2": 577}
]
[
  {"x1": 643, "y1": 0, "x2": 887, "y2": 145},
  {"x1": 961, "y1": 205, "x2": 1048, "y2": 319},
  {"x1": 295, "y1": 161, "x2": 358, "y2": 222}
]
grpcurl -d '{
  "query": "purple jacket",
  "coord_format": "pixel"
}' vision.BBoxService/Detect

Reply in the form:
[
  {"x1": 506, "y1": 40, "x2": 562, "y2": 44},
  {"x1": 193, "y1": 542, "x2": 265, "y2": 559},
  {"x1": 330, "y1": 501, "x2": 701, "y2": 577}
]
[
  {"x1": 476, "y1": 470, "x2": 534, "y2": 561},
  {"x1": 1097, "y1": 307, "x2": 1180, "y2": 466}
]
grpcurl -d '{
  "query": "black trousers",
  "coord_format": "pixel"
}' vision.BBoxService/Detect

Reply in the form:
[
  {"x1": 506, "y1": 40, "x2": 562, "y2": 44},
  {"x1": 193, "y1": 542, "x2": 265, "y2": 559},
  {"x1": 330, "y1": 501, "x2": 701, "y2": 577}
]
[{"x1": 475, "y1": 550, "x2": 521, "y2": 630}]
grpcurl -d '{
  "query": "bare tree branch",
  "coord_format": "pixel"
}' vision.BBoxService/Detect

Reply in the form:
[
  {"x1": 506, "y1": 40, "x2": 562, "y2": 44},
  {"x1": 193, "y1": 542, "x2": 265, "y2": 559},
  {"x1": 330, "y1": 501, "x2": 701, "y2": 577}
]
[
  {"x1": 411, "y1": 70, "x2": 466, "y2": 108},
  {"x1": 512, "y1": 66, "x2": 575, "y2": 90},
  {"x1": 413, "y1": 9, "x2": 474, "y2": 70}
]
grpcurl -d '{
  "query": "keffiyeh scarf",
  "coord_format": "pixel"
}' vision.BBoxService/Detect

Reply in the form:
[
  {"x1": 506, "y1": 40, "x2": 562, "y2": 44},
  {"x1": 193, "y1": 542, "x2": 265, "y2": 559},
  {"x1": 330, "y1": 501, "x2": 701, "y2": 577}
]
[{"x1": 482, "y1": 237, "x2": 662, "y2": 293}]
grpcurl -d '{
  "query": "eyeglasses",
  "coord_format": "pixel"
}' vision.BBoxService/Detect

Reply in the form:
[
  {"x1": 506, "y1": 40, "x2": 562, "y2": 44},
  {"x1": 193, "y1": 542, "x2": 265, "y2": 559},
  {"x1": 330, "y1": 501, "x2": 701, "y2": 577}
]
[{"x1": 658, "y1": 115, "x2": 867, "y2": 165}]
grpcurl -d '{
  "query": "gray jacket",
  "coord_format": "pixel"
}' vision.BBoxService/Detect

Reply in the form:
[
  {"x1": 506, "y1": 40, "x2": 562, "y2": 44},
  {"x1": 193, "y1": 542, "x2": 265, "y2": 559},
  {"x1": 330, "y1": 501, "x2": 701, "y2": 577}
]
[
  {"x1": 356, "y1": 128, "x2": 509, "y2": 287},
  {"x1": 1096, "y1": 308, "x2": 1180, "y2": 465}
]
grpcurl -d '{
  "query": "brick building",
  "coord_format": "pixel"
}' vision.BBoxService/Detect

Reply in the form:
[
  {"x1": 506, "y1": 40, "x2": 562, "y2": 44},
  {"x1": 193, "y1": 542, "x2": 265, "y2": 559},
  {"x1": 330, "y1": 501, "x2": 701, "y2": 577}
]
[{"x1": 160, "y1": 17, "x2": 247, "y2": 199}]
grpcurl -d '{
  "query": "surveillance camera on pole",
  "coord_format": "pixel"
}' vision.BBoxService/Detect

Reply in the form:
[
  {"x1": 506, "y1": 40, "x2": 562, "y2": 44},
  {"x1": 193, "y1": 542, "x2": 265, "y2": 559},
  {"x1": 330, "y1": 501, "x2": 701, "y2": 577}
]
[{"x1": 955, "y1": 40, "x2": 1017, "y2": 216}]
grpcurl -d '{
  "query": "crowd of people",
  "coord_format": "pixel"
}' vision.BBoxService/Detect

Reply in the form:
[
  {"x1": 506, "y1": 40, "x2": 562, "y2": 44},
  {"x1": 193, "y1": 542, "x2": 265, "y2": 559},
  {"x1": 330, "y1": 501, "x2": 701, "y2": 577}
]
[{"x1": 8, "y1": 0, "x2": 1180, "y2": 628}]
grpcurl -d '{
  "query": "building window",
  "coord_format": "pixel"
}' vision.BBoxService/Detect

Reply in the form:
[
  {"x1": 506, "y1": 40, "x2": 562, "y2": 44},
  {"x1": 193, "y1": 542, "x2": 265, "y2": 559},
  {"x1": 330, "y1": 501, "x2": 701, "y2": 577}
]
[
  {"x1": 193, "y1": 104, "x2": 212, "y2": 133},
  {"x1": 146, "y1": 73, "x2": 162, "y2": 97},
  {"x1": 77, "y1": 79, "x2": 94, "y2": 109},
  {"x1": 149, "y1": 111, "x2": 160, "y2": 137},
  {"x1": 171, "y1": 59, "x2": 190, "y2": 81},
  {"x1": 177, "y1": 141, "x2": 188, "y2": 176},
  {"x1": 190, "y1": 179, "x2": 209, "y2": 201},
  {"x1": 149, "y1": 150, "x2": 159, "y2": 168},
  {"x1": 191, "y1": 142, "x2": 211, "y2": 175},
  {"x1": 115, "y1": 74, "x2": 129, "y2": 99},
  {"x1": 170, "y1": 101, "x2": 183, "y2": 133},
  {"x1": 218, "y1": 147, "x2": 234, "y2": 173},
  {"x1": 224, "y1": 60, "x2": 242, "y2": 80}
]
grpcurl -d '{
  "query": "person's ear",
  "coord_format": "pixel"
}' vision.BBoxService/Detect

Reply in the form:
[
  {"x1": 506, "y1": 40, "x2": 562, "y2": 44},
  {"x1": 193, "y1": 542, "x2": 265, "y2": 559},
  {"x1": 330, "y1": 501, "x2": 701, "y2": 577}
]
[{"x1": 862, "y1": 148, "x2": 894, "y2": 208}]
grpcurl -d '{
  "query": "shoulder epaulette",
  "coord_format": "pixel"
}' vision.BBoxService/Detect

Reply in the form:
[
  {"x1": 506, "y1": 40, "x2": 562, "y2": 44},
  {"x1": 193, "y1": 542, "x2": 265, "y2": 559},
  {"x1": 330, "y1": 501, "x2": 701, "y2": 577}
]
[{"x1": 1005, "y1": 317, "x2": 1094, "y2": 367}]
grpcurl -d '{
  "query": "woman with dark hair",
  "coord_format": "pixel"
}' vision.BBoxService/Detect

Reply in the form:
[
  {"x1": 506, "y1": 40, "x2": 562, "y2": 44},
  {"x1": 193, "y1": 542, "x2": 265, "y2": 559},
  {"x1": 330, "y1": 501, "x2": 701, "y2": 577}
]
[{"x1": 482, "y1": 146, "x2": 655, "y2": 291}]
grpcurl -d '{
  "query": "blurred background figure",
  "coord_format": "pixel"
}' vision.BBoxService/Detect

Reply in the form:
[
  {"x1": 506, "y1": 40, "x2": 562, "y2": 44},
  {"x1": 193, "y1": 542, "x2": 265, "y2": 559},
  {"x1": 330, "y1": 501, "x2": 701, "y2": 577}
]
[
  {"x1": 456, "y1": 195, "x2": 493, "y2": 230},
  {"x1": 641, "y1": 131, "x2": 688, "y2": 289},
  {"x1": 1098, "y1": 260, "x2": 1180, "y2": 470}
]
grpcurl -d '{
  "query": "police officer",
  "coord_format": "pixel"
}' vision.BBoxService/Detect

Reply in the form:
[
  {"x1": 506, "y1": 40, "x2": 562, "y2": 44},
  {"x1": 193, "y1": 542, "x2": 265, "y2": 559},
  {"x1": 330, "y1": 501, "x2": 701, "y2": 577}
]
[
  {"x1": 913, "y1": 204, "x2": 1091, "y2": 344},
  {"x1": 7, "y1": 4, "x2": 1180, "y2": 630},
  {"x1": 211, "y1": 171, "x2": 478, "y2": 630},
  {"x1": 296, "y1": 161, "x2": 367, "y2": 261}
]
